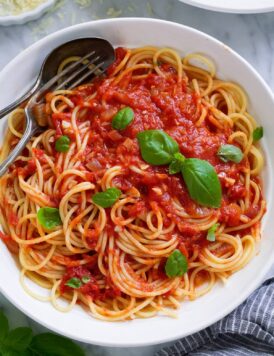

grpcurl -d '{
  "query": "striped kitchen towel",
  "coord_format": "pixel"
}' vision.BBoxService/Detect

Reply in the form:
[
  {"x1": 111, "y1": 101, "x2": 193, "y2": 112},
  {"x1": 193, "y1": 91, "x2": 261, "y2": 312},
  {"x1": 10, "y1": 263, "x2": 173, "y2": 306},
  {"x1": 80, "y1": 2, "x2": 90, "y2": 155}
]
[{"x1": 156, "y1": 278, "x2": 274, "y2": 356}]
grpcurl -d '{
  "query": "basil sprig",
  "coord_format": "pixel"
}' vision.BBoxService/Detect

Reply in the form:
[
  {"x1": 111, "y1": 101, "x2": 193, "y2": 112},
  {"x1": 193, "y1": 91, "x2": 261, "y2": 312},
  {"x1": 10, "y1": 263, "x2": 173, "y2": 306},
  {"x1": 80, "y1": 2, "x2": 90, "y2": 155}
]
[
  {"x1": 217, "y1": 144, "x2": 243, "y2": 163},
  {"x1": 31, "y1": 333, "x2": 85, "y2": 356},
  {"x1": 137, "y1": 130, "x2": 222, "y2": 208},
  {"x1": 37, "y1": 207, "x2": 62, "y2": 230},
  {"x1": 206, "y1": 223, "x2": 220, "y2": 242},
  {"x1": 112, "y1": 107, "x2": 134, "y2": 130},
  {"x1": 253, "y1": 126, "x2": 263, "y2": 142},
  {"x1": 0, "y1": 309, "x2": 85, "y2": 356},
  {"x1": 169, "y1": 152, "x2": 185, "y2": 174},
  {"x1": 92, "y1": 187, "x2": 122, "y2": 208},
  {"x1": 65, "y1": 276, "x2": 90, "y2": 289},
  {"x1": 165, "y1": 250, "x2": 188, "y2": 278},
  {"x1": 55, "y1": 135, "x2": 71, "y2": 153},
  {"x1": 137, "y1": 130, "x2": 179, "y2": 165},
  {"x1": 1, "y1": 327, "x2": 32, "y2": 355}
]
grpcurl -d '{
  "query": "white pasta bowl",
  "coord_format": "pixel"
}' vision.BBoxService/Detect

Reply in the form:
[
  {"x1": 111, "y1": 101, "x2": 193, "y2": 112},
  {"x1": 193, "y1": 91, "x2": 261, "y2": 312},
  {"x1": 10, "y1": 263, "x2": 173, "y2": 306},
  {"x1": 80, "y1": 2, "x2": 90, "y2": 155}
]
[
  {"x1": 0, "y1": 0, "x2": 55, "y2": 26},
  {"x1": 0, "y1": 18, "x2": 273, "y2": 347}
]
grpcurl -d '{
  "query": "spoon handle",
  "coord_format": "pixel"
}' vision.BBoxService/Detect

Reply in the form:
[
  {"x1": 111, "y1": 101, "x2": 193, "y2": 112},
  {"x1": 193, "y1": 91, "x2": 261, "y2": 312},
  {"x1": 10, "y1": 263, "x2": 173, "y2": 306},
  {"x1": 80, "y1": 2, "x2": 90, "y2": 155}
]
[{"x1": 0, "y1": 80, "x2": 40, "y2": 119}]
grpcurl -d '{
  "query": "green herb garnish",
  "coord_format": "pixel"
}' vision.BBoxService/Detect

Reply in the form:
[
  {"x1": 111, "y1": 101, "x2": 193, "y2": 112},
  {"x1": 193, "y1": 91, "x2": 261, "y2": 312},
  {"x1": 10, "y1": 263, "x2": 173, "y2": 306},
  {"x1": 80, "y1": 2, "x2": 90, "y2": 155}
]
[
  {"x1": 181, "y1": 158, "x2": 222, "y2": 208},
  {"x1": 65, "y1": 276, "x2": 91, "y2": 289},
  {"x1": 165, "y1": 250, "x2": 188, "y2": 278},
  {"x1": 112, "y1": 107, "x2": 134, "y2": 130},
  {"x1": 92, "y1": 188, "x2": 122, "y2": 208},
  {"x1": 217, "y1": 144, "x2": 243, "y2": 163},
  {"x1": 169, "y1": 152, "x2": 185, "y2": 174},
  {"x1": 37, "y1": 207, "x2": 62, "y2": 230},
  {"x1": 137, "y1": 129, "x2": 222, "y2": 208},
  {"x1": 206, "y1": 223, "x2": 220, "y2": 242},
  {"x1": 137, "y1": 130, "x2": 179, "y2": 165},
  {"x1": 253, "y1": 127, "x2": 263, "y2": 142},
  {"x1": 65, "y1": 277, "x2": 82, "y2": 289},
  {"x1": 82, "y1": 276, "x2": 90, "y2": 284},
  {"x1": 55, "y1": 135, "x2": 71, "y2": 153}
]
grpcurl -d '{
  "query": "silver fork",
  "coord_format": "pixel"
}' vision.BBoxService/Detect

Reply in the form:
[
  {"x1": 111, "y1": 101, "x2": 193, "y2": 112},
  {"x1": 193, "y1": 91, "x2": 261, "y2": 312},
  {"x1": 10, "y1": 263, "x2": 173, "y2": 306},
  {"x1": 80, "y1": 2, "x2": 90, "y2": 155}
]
[{"x1": 0, "y1": 51, "x2": 105, "y2": 177}]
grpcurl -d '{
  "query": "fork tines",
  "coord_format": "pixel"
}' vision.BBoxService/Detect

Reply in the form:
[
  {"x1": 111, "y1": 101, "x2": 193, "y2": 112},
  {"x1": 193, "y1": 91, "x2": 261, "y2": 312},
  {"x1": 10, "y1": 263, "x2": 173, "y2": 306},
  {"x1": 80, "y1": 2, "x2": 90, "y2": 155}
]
[{"x1": 34, "y1": 50, "x2": 105, "y2": 102}]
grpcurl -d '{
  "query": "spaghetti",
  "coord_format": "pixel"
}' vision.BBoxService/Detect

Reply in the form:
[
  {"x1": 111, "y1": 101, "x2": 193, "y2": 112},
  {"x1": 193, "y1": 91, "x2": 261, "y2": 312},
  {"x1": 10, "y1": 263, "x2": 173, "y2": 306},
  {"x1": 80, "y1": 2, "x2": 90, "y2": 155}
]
[{"x1": 0, "y1": 46, "x2": 266, "y2": 321}]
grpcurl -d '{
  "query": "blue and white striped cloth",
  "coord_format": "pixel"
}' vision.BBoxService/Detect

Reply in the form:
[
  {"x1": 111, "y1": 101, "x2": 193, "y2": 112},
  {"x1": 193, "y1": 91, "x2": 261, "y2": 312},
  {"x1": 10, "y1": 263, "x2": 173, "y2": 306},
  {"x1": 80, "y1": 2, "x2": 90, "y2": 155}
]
[{"x1": 157, "y1": 278, "x2": 274, "y2": 356}]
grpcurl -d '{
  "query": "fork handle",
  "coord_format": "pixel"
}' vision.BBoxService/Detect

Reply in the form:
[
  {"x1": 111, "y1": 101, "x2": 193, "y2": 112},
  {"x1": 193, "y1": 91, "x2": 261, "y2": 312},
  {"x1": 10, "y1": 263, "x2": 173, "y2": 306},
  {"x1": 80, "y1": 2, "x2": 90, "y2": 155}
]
[
  {"x1": 0, "y1": 80, "x2": 40, "y2": 120},
  {"x1": 0, "y1": 113, "x2": 39, "y2": 177}
]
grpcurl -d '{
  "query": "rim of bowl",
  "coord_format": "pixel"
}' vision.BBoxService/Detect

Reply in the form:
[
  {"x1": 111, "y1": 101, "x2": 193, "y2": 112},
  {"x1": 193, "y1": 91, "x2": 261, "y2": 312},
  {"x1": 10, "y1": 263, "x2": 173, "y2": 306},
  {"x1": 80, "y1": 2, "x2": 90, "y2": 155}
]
[
  {"x1": 0, "y1": 0, "x2": 55, "y2": 26},
  {"x1": 0, "y1": 18, "x2": 274, "y2": 347}
]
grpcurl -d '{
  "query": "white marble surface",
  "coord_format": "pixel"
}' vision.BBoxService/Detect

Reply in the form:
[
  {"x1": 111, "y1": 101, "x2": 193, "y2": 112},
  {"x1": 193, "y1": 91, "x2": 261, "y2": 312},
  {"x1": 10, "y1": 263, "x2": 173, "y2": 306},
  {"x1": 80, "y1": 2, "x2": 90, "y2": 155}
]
[{"x1": 0, "y1": 1, "x2": 274, "y2": 355}]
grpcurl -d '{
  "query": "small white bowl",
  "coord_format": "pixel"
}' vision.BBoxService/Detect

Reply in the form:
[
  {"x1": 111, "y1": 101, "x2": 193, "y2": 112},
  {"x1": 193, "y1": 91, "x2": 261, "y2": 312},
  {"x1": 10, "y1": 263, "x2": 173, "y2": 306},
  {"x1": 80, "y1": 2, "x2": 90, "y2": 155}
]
[
  {"x1": 179, "y1": 0, "x2": 274, "y2": 13},
  {"x1": 0, "y1": 18, "x2": 274, "y2": 347},
  {"x1": 0, "y1": 0, "x2": 55, "y2": 26}
]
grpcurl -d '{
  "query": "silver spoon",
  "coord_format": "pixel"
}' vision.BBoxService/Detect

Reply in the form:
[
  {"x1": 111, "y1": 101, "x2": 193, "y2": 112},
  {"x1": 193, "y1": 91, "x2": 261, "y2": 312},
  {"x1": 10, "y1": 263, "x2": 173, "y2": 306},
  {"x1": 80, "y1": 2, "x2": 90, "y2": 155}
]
[
  {"x1": 0, "y1": 38, "x2": 115, "y2": 119},
  {"x1": 0, "y1": 37, "x2": 115, "y2": 176}
]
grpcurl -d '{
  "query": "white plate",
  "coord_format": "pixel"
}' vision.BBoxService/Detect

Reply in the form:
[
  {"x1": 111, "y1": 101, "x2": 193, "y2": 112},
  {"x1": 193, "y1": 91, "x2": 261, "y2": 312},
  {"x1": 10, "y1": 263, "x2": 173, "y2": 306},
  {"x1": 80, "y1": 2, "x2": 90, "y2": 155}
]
[
  {"x1": 179, "y1": 0, "x2": 274, "y2": 13},
  {"x1": 0, "y1": 18, "x2": 273, "y2": 347},
  {"x1": 0, "y1": 0, "x2": 55, "y2": 26}
]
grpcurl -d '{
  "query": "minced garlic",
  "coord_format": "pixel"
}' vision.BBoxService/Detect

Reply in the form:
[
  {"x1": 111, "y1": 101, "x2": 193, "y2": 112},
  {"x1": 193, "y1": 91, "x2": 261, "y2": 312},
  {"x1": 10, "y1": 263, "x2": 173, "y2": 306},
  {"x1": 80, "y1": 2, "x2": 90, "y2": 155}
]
[{"x1": 0, "y1": 0, "x2": 46, "y2": 16}]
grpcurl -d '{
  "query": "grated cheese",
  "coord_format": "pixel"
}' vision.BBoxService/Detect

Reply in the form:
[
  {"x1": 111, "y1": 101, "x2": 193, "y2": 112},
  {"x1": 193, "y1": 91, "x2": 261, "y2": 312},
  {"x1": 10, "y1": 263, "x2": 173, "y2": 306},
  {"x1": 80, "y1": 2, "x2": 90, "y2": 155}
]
[
  {"x1": 0, "y1": 0, "x2": 46, "y2": 16},
  {"x1": 75, "y1": 0, "x2": 92, "y2": 9},
  {"x1": 106, "y1": 7, "x2": 122, "y2": 18}
]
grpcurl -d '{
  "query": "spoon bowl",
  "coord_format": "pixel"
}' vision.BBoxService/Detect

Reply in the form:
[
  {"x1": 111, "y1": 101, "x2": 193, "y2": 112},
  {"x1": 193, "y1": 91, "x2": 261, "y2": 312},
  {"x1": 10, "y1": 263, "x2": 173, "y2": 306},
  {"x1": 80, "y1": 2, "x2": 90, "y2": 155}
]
[
  {"x1": 40, "y1": 38, "x2": 115, "y2": 84},
  {"x1": 0, "y1": 37, "x2": 115, "y2": 119}
]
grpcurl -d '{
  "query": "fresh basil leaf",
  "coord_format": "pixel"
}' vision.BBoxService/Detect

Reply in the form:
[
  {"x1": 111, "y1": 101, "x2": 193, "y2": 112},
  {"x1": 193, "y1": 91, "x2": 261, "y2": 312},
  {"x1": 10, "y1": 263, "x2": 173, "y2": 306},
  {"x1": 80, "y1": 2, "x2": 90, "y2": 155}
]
[
  {"x1": 169, "y1": 152, "x2": 185, "y2": 174},
  {"x1": 92, "y1": 188, "x2": 121, "y2": 208},
  {"x1": 0, "y1": 310, "x2": 9, "y2": 342},
  {"x1": 253, "y1": 127, "x2": 263, "y2": 142},
  {"x1": 112, "y1": 107, "x2": 134, "y2": 130},
  {"x1": 165, "y1": 250, "x2": 188, "y2": 278},
  {"x1": 55, "y1": 136, "x2": 71, "y2": 153},
  {"x1": 3, "y1": 328, "x2": 32, "y2": 352},
  {"x1": 20, "y1": 350, "x2": 34, "y2": 356},
  {"x1": 207, "y1": 223, "x2": 220, "y2": 242},
  {"x1": 1, "y1": 349, "x2": 32, "y2": 356},
  {"x1": 30, "y1": 333, "x2": 85, "y2": 356},
  {"x1": 1, "y1": 348, "x2": 24, "y2": 356},
  {"x1": 65, "y1": 277, "x2": 82, "y2": 289},
  {"x1": 81, "y1": 276, "x2": 90, "y2": 284},
  {"x1": 37, "y1": 207, "x2": 62, "y2": 230},
  {"x1": 137, "y1": 130, "x2": 179, "y2": 165},
  {"x1": 181, "y1": 158, "x2": 222, "y2": 208},
  {"x1": 217, "y1": 144, "x2": 243, "y2": 163}
]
